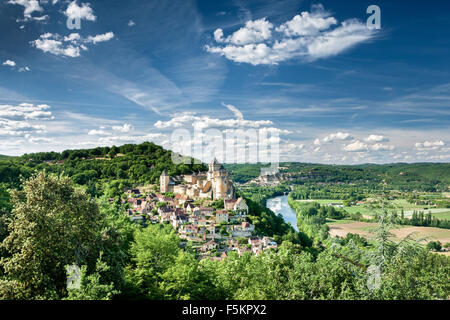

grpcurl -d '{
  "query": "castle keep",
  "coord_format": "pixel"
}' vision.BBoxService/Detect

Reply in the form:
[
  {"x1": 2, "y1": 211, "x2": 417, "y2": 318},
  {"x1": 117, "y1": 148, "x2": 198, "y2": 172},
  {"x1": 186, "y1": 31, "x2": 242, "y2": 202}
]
[{"x1": 160, "y1": 158, "x2": 235, "y2": 200}]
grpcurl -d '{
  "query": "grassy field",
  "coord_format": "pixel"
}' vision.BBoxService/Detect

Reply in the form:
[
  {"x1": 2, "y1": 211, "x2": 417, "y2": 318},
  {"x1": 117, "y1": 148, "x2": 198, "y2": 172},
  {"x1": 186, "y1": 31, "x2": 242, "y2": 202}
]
[
  {"x1": 328, "y1": 221, "x2": 450, "y2": 244},
  {"x1": 297, "y1": 198, "x2": 450, "y2": 220},
  {"x1": 432, "y1": 211, "x2": 450, "y2": 220},
  {"x1": 326, "y1": 218, "x2": 355, "y2": 225},
  {"x1": 295, "y1": 199, "x2": 343, "y2": 205}
]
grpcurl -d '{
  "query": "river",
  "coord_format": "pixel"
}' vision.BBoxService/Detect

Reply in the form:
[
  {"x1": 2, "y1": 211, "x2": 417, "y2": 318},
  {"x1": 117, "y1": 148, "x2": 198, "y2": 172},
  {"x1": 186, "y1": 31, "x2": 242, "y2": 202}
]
[{"x1": 266, "y1": 195, "x2": 298, "y2": 231}]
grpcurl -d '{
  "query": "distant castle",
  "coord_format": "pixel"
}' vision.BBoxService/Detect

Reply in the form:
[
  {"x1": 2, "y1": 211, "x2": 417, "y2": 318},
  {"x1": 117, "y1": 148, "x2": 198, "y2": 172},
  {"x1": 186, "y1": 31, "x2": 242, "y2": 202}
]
[{"x1": 160, "y1": 158, "x2": 235, "y2": 200}]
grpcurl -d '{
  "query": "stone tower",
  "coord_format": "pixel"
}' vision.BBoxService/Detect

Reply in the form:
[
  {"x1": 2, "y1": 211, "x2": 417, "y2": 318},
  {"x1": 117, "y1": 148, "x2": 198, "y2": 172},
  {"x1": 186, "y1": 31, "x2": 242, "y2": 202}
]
[
  {"x1": 208, "y1": 158, "x2": 221, "y2": 180},
  {"x1": 208, "y1": 158, "x2": 231, "y2": 200},
  {"x1": 160, "y1": 170, "x2": 170, "y2": 193}
]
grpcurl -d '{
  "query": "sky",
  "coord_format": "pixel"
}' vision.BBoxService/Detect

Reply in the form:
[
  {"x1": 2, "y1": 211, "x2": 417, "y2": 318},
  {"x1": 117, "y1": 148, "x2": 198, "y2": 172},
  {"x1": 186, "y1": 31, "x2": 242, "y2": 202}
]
[{"x1": 0, "y1": 0, "x2": 449, "y2": 164}]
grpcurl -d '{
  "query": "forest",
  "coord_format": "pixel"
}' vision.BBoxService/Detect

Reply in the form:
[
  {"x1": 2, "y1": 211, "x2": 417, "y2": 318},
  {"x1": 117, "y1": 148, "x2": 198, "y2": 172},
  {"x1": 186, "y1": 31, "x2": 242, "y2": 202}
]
[{"x1": 225, "y1": 162, "x2": 450, "y2": 192}]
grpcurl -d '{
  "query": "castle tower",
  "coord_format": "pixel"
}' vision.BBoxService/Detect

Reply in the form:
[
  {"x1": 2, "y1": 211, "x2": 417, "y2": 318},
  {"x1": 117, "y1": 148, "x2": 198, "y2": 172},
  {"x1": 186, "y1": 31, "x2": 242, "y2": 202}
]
[
  {"x1": 208, "y1": 157, "x2": 221, "y2": 181},
  {"x1": 160, "y1": 170, "x2": 170, "y2": 193},
  {"x1": 215, "y1": 175, "x2": 227, "y2": 199}
]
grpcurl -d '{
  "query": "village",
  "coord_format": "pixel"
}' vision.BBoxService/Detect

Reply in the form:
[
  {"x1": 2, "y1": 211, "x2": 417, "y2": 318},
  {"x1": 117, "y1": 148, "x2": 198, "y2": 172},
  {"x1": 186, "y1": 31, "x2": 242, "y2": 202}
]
[{"x1": 120, "y1": 159, "x2": 278, "y2": 260}]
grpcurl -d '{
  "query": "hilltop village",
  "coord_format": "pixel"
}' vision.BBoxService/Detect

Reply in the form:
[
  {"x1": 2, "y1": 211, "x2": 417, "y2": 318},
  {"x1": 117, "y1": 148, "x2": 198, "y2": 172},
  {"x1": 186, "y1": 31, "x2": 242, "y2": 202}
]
[{"x1": 122, "y1": 159, "x2": 278, "y2": 260}]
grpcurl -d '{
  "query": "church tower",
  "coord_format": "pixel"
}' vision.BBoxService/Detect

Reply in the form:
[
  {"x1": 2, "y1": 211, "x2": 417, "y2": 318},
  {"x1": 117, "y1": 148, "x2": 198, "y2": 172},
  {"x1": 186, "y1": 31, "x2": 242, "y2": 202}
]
[{"x1": 160, "y1": 170, "x2": 170, "y2": 193}]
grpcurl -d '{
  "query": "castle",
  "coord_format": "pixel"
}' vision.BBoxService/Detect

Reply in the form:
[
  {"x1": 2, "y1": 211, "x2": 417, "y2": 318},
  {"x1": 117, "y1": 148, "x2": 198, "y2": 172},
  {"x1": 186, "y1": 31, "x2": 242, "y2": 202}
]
[{"x1": 160, "y1": 158, "x2": 235, "y2": 200}]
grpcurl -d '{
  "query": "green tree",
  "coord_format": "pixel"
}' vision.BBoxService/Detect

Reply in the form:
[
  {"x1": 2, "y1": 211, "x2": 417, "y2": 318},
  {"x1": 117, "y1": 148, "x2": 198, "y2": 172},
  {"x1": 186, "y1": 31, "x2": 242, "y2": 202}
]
[
  {"x1": 65, "y1": 253, "x2": 119, "y2": 300},
  {"x1": 0, "y1": 171, "x2": 103, "y2": 299},
  {"x1": 124, "y1": 224, "x2": 180, "y2": 299},
  {"x1": 427, "y1": 241, "x2": 442, "y2": 252}
]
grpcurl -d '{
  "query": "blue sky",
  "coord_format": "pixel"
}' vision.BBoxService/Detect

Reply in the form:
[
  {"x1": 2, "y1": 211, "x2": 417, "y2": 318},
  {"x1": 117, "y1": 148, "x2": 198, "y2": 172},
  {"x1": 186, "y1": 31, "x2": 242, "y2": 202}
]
[{"x1": 0, "y1": 0, "x2": 449, "y2": 164}]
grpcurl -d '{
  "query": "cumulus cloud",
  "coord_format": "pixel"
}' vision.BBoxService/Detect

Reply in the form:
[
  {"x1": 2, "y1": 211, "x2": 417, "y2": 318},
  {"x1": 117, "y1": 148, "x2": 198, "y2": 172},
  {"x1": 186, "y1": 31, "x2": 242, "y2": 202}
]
[
  {"x1": 206, "y1": 4, "x2": 376, "y2": 65},
  {"x1": 0, "y1": 103, "x2": 53, "y2": 138},
  {"x1": 154, "y1": 112, "x2": 272, "y2": 130},
  {"x1": 31, "y1": 33, "x2": 81, "y2": 57},
  {"x1": 88, "y1": 123, "x2": 133, "y2": 136},
  {"x1": 31, "y1": 32, "x2": 114, "y2": 57},
  {"x1": 112, "y1": 123, "x2": 133, "y2": 133},
  {"x1": 343, "y1": 140, "x2": 368, "y2": 152},
  {"x1": 8, "y1": 0, "x2": 43, "y2": 18},
  {"x1": 28, "y1": 137, "x2": 53, "y2": 143},
  {"x1": 64, "y1": 1, "x2": 96, "y2": 22},
  {"x1": 98, "y1": 133, "x2": 164, "y2": 145},
  {"x1": 86, "y1": 32, "x2": 114, "y2": 44},
  {"x1": 323, "y1": 132, "x2": 352, "y2": 142},
  {"x1": 0, "y1": 103, "x2": 53, "y2": 120},
  {"x1": 276, "y1": 6, "x2": 337, "y2": 36},
  {"x1": 128, "y1": 20, "x2": 135, "y2": 27},
  {"x1": 315, "y1": 132, "x2": 352, "y2": 145},
  {"x1": 18, "y1": 66, "x2": 31, "y2": 72},
  {"x1": 370, "y1": 143, "x2": 394, "y2": 151},
  {"x1": 88, "y1": 129, "x2": 108, "y2": 135},
  {"x1": 365, "y1": 134, "x2": 388, "y2": 142},
  {"x1": 415, "y1": 140, "x2": 445, "y2": 150},
  {"x1": 2, "y1": 60, "x2": 16, "y2": 67},
  {"x1": 214, "y1": 18, "x2": 273, "y2": 45}
]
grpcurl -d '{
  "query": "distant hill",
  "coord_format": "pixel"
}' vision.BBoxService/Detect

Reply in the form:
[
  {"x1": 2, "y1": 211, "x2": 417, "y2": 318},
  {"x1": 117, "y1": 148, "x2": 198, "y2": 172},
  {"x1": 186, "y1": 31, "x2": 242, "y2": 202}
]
[
  {"x1": 224, "y1": 162, "x2": 450, "y2": 191},
  {"x1": 0, "y1": 155, "x2": 10, "y2": 160},
  {"x1": 0, "y1": 142, "x2": 206, "y2": 189},
  {"x1": 1, "y1": 142, "x2": 449, "y2": 192}
]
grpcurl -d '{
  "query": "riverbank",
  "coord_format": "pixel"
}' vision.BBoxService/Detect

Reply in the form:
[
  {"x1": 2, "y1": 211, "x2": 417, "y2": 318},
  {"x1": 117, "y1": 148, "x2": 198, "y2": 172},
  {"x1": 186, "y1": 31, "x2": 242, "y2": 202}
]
[{"x1": 266, "y1": 195, "x2": 299, "y2": 231}]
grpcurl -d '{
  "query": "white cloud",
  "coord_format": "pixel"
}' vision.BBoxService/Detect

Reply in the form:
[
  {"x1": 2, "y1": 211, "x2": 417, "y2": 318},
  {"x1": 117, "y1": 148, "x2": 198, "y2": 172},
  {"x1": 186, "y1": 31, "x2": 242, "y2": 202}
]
[
  {"x1": 370, "y1": 143, "x2": 394, "y2": 151},
  {"x1": 323, "y1": 132, "x2": 352, "y2": 142},
  {"x1": 415, "y1": 140, "x2": 445, "y2": 150},
  {"x1": 86, "y1": 32, "x2": 115, "y2": 44},
  {"x1": 64, "y1": 1, "x2": 96, "y2": 22},
  {"x1": 31, "y1": 34, "x2": 80, "y2": 57},
  {"x1": 98, "y1": 133, "x2": 164, "y2": 145},
  {"x1": 31, "y1": 32, "x2": 114, "y2": 57},
  {"x1": 306, "y1": 19, "x2": 374, "y2": 61},
  {"x1": 282, "y1": 142, "x2": 304, "y2": 152},
  {"x1": 365, "y1": 134, "x2": 388, "y2": 142},
  {"x1": 18, "y1": 66, "x2": 31, "y2": 72},
  {"x1": 88, "y1": 123, "x2": 133, "y2": 136},
  {"x1": 112, "y1": 123, "x2": 132, "y2": 133},
  {"x1": 2, "y1": 60, "x2": 16, "y2": 67},
  {"x1": 8, "y1": 0, "x2": 43, "y2": 18},
  {"x1": 214, "y1": 18, "x2": 273, "y2": 45},
  {"x1": 221, "y1": 102, "x2": 243, "y2": 120},
  {"x1": 28, "y1": 137, "x2": 53, "y2": 143},
  {"x1": 154, "y1": 112, "x2": 272, "y2": 130},
  {"x1": 128, "y1": 20, "x2": 135, "y2": 27},
  {"x1": 32, "y1": 14, "x2": 48, "y2": 21},
  {"x1": 276, "y1": 5, "x2": 337, "y2": 36},
  {"x1": 206, "y1": 5, "x2": 376, "y2": 65},
  {"x1": 0, "y1": 103, "x2": 53, "y2": 120},
  {"x1": 64, "y1": 33, "x2": 81, "y2": 42},
  {"x1": 315, "y1": 132, "x2": 352, "y2": 145},
  {"x1": 343, "y1": 140, "x2": 368, "y2": 152},
  {"x1": 88, "y1": 129, "x2": 108, "y2": 135},
  {"x1": 0, "y1": 103, "x2": 53, "y2": 138}
]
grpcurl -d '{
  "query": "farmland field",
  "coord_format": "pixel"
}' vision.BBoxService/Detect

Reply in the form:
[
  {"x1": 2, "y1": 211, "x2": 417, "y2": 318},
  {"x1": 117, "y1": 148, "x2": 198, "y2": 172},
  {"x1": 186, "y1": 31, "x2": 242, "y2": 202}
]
[
  {"x1": 295, "y1": 199, "x2": 343, "y2": 205},
  {"x1": 297, "y1": 198, "x2": 450, "y2": 220},
  {"x1": 328, "y1": 221, "x2": 450, "y2": 245}
]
